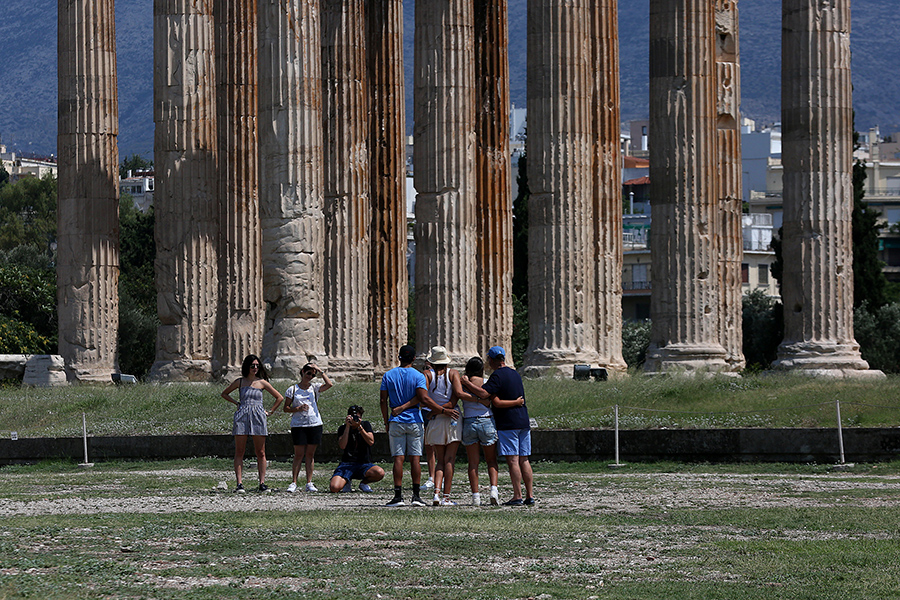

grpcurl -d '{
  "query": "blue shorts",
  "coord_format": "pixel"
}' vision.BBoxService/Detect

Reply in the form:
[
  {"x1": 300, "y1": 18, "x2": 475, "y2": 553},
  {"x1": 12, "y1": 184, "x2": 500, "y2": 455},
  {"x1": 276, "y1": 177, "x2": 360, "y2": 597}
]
[
  {"x1": 388, "y1": 421, "x2": 424, "y2": 457},
  {"x1": 332, "y1": 462, "x2": 377, "y2": 482},
  {"x1": 497, "y1": 428, "x2": 531, "y2": 457},
  {"x1": 462, "y1": 415, "x2": 498, "y2": 446}
]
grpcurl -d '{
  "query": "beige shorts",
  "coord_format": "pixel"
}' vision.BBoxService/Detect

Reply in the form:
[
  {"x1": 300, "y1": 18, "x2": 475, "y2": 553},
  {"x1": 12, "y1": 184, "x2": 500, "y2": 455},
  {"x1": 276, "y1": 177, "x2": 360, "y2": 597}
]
[{"x1": 424, "y1": 414, "x2": 462, "y2": 446}]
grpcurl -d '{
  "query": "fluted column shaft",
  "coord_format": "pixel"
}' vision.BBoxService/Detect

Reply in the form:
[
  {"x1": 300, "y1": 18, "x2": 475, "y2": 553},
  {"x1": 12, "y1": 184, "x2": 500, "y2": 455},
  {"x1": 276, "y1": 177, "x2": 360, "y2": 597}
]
[
  {"x1": 774, "y1": 0, "x2": 875, "y2": 376},
  {"x1": 414, "y1": 0, "x2": 478, "y2": 363},
  {"x1": 368, "y1": 0, "x2": 408, "y2": 372},
  {"x1": 214, "y1": 0, "x2": 263, "y2": 379},
  {"x1": 322, "y1": 0, "x2": 373, "y2": 377},
  {"x1": 57, "y1": 0, "x2": 120, "y2": 382},
  {"x1": 645, "y1": 0, "x2": 727, "y2": 373},
  {"x1": 259, "y1": 0, "x2": 327, "y2": 378},
  {"x1": 474, "y1": 0, "x2": 513, "y2": 358},
  {"x1": 151, "y1": 0, "x2": 218, "y2": 382},
  {"x1": 524, "y1": 0, "x2": 599, "y2": 375},
  {"x1": 716, "y1": 0, "x2": 745, "y2": 372},
  {"x1": 591, "y1": 0, "x2": 626, "y2": 373}
]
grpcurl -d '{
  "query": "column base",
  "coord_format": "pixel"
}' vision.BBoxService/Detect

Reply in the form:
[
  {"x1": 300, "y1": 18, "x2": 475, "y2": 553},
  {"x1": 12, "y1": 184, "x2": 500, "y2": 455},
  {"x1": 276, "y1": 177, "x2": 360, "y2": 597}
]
[
  {"x1": 642, "y1": 343, "x2": 731, "y2": 376},
  {"x1": 522, "y1": 347, "x2": 602, "y2": 379},
  {"x1": 148, "y1": 360, "x2": 215, "y2": 383},
  {"x1": 772, "y1": 341, "x2": 884, "y2": 378},
  {"x1": 326, "y1": 357, "x2": 375, "y2": 381}
]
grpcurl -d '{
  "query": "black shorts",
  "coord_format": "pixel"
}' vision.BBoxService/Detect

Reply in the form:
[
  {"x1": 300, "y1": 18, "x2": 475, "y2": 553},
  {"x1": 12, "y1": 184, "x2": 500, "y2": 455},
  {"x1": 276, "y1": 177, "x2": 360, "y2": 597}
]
[{"x1": 291, "y1": 425, "x2": 323, "y2": 446}]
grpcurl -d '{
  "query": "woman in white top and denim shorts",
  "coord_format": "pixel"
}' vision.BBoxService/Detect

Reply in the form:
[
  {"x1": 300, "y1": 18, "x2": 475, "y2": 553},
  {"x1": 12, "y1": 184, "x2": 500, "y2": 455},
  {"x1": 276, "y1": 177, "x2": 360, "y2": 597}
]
[
  {"x1": 461, "y1": 356, "x2": 500, "y2": 506},
  {"x1": 284, "y1": 363, "x2": 333, "y2": 492}
]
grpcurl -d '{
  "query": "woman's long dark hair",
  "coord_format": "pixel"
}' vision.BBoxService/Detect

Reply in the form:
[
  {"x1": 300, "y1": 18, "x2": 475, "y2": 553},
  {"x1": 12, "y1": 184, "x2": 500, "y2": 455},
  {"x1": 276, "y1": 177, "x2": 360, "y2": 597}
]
[
  {"x1": 241, "y1": 354, "x2": 270, "y2": 380},
  {"x1": 465, "y1": 356, "x2": 484, "y2": 378}
]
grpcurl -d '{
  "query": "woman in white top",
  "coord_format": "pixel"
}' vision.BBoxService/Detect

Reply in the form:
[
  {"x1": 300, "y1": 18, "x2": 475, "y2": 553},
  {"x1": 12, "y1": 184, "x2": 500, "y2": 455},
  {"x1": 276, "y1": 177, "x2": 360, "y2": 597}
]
[{"x1": 283, "y1": 363, "x2": 333, "y2": 492}]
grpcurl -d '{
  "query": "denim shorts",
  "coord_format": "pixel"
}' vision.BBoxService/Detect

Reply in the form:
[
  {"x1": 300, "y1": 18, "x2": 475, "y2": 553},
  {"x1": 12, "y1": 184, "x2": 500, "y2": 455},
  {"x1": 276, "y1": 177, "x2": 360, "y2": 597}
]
[
  {"x1": 497, "y1": 428, "x2": 531, "y2": 457},
  {"x1": 462, "y1": 415, "x2": 498, "y2": 447},
  {"x1": 332, "y1": 461, "x2": 377, "y2": 482},
  {"x1": 388, "y1": 421, "x2": 424, "y2": 457}
]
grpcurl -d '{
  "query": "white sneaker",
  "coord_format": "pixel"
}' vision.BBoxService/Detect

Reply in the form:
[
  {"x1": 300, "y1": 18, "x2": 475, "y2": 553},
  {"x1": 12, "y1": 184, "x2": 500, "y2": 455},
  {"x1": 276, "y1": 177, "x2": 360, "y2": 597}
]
[
  {"x1": 359, "y1": 482, "x2": 373, "y2": 493},
  {"x1": 432, "y1": 494, "x2": 441, "y2": 506},
  {"x1": 305, "y1": 482, "x2": 318, "y2": 492},
  {"x1": 341, "y1": 480, "x2": 352, "y2": 493},
  {"x1": 490, "y1": 486, "x2": 500, "y2": 506},
  {"x1": 424, "y1": 479, "x2": 435, "y2": 491},
  {"x1": 287, "y1": 482, "x2": 297, "y2": 493},
  {"x1": 472, "y1": 492, "x2": 481, "y2": 506},
  {"x1": 441, "y1": 498, "x2": 458, "y2": 506}
]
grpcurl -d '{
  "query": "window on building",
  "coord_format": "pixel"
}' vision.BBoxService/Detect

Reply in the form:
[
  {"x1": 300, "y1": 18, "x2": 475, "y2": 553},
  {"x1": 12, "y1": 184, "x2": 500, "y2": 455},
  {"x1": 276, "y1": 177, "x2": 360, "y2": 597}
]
[
  {"x1": 758, "y1": 264, "x2": 769, "y2": 285},
  {"x1": 887, "y1": 208, "x2": 900, "y2": 224},
  {"x1": 741, "y1": 263, "x2": 749, "y2": 284},
  {"x1": 632, "y1": 264, "x2": 647, "y2": 284}
]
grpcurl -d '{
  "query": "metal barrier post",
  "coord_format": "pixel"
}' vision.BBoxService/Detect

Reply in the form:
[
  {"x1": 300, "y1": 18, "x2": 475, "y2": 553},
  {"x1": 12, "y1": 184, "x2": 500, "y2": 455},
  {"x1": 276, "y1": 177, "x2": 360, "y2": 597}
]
[
  {"x1": 836, "y1": 399, "x2": 846, "y2": 465},
  {"x1": 609, "y1": 404, "x2": 623, "y2": 468},
  {"x1": 79, "y1": 412, "x2": 93, "y2": 467}
]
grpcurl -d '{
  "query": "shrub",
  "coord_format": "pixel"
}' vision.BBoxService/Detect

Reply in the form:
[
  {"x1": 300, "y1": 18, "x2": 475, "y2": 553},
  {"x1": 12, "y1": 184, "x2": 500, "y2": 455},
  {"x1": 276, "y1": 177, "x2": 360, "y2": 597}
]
[
  {"x1": 741, "y1": 289, "x2": 783, "y2": 371},
  {"x1": 854, "y1": 301, "x2": 900, "y2": 373},
  {"x1": 0, "y1": 315, "x2": 51, "y2": 353},
  {"x1": 622, "y1": 319, "x2": 651, "y2": 369}
]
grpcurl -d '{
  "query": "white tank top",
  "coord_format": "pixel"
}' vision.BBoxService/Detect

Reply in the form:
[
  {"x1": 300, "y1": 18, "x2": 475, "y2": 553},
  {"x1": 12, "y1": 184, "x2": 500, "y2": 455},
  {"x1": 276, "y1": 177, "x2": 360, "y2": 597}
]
[
  {"x1": 428, "y1": 368, "x2": 452, "y2": 407},
  {"x1": 462, "y1": 378, "x2": 492, "y2": 418}
]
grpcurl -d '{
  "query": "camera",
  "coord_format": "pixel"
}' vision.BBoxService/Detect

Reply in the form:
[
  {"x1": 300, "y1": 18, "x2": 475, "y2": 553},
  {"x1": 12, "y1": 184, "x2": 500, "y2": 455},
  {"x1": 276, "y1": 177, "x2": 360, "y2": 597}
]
[{"x1": 348, "y1": 405, "x2": 363, "y2": 423}]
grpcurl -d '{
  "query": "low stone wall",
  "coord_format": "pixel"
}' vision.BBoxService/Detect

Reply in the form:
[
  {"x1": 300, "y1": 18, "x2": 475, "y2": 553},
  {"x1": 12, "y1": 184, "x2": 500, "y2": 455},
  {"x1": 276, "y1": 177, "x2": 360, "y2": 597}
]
[
  {"x1": 0, "y1": 354, "x2": 67, "y2": 386},
  {"x1": 2, "y1": 427, "x2": 899, "y2": 465}
]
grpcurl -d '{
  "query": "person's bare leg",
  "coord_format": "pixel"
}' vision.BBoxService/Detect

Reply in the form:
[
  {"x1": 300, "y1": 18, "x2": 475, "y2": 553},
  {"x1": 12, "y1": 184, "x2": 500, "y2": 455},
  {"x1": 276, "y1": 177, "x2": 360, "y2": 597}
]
[
  {"x1": 363, "y1": 465, "x2": 385, "y2": 484},
  {"x1": 304, "y1": 444, "x2": 317, "y2": 484},
  {"x1": 329, "y1": 476, "x2": 348, "y2": 493},
  {"x1": 432, "y1": 444, "x2": 446, "y2": 500},
  {"x1": 465, "y1": 443, "x2": 481, "y2": 493},
  {"x1": 291, "y1": 445, "x2": 304, "y2": 484},
  {"x1": 411, "y1": 455, "x2": 422, "y2": 486},
  {"x1": 520, "y1": 456, "x2": 534, "y2": 499},
  {"x1": 483, "y1": 443, "x2": 500, "y2": 488},
  {"x1": 392, "y1": 455, "x2": 405, "y2": 487},
  {"x1": 252, "y1": 435, "x2": 267, "y2": 484},
  {"x1": 443, "y1": 441, "x2": 460, "y2": 498},
  {"x1": 506, "y1": 454, "x2": 522, "y2": 500},
  {"x1": 234, "y1": 435, "x2": 248, "y2": 485}
]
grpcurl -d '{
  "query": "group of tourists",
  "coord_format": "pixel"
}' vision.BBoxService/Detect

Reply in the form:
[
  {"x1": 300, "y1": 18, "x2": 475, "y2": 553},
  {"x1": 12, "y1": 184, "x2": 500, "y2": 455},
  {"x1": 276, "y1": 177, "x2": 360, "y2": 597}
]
[{"x1": 220, "y1": 344, "x2": 534, "y2": 507}]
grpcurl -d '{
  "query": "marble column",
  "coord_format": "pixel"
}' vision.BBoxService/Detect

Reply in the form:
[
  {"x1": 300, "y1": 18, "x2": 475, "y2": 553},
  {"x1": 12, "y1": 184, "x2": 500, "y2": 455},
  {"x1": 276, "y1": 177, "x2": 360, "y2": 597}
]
[
  {"x1": 368, "y1": 0, "x2": 409, "y2": 373},
  {"x1": 773, "y1": 0, "x2": 880, "y2": 378},
  {"x1": 57, "y1": 0, "x2": 120, "y2": 383},
  {"x1": 322, "y1": 0, "x2": 373, "y2": 378},
  {"x1": 474, "y1": 0, "x2": 513, "y2": 359},
  {"x1": 414, "y1": 0, "x2": 479, "y2": 364},
  {"x1": 150, "y1": 0, "x2": 218, "y2": 382},
  {"x1": 590, "y1": 0, "x2": 627, "y2": 374},
  {"x1": 715, "y1": 0, "x2": 745, "y2": 372},
  {"x1": 645, "y1": 0, "x2": 728, "y2": 374},
  {"x1": 213, "y1": 0, "x2": 263, "y2": 379},
  {"x1": 259, "y1": 0, "x2": 327, "y2": 378},
  {"x1": 524, "y1": 0, "x2": 599, "y2": 376}
]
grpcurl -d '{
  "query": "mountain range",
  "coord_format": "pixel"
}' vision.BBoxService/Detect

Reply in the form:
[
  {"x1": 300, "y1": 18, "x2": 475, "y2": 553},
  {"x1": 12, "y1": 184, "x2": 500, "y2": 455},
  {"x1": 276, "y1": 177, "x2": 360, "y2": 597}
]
[{"x1": 1, "y1": 0, "x2": 898, "y2": 159}]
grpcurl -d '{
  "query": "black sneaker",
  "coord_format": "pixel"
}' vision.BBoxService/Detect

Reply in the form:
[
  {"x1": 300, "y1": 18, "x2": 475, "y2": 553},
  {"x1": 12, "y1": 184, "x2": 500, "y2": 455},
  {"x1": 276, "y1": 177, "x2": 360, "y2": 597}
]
[
  {"x1": 524, "y1": 497, "x2": 536, "y2": 506},
  {"x1": 410, "y1": 495, "x2": 427, "y2": 507},
  {"x1": 386, "y1": 496, "x2": 405, "y2": 507},
  {"x1": 502, "y1": 498, "x2": 524, "y2": 506},
  {"x1": 234, "y1": 483, "x2": 246, "y2": 493},
  {"x1": 258, "y1": 483, "x2": 270, "y2": 493}
]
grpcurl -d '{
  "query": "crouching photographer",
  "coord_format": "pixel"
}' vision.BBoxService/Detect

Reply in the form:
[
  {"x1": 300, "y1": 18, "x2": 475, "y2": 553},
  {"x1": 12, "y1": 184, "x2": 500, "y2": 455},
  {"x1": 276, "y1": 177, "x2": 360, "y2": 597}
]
[{"x1": 329, "y1": 405, "x2": 385, "y2": 493}]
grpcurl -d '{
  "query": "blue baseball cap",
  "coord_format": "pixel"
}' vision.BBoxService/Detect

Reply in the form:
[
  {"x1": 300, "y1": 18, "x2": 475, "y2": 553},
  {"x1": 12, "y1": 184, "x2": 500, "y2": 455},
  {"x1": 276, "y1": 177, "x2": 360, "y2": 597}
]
[{"x1": 487, "y1": 346, "x2": 506, "y2": 359}]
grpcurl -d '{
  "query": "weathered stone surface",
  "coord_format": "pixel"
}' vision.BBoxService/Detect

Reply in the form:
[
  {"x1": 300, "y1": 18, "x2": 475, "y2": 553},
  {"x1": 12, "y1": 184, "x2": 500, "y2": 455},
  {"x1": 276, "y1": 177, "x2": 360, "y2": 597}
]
[
  {"x1": 368, "y1": 0, "x2": 409, "y2": 372},
  {"x1": 150, "y1": 0, "x2": 218, "y2": 382},
  {"x1": 524, "y1": 0, "x2": 599, "y2": 376},
  {"x1": 645, "y1": 0, "x2": 728, "y2": 374},
  {"x1": 213, "y1": 0, "x2": 263, "y2": 380},
  {"x1": 57, "y1": 0, "x2": 120, "y2": 383},
  {"x1": 774, "y1": 0, "x2": 880, "y2": 378},
  {"x1": 258, "y1": 0, "x2": 327, "y2": 379},
  {"x1": 322, "y1": 0, "x2": 373, "y2": 378},
  {"x1": 716, "y1": 0, "x2": 745, "y2": 372},
  {"x1": 590, "y1": 0, "x2": 627, "y2": 374},
  {"x1": 414, "y1": 0, "x2": 479, "y2": 365},
  {"x1": 474, "y1": 0, "x2": 513, "y2": 359},
  {"x1": 23, "y1": 355, "x2": 67, "y2": 387},
  {"x1": 0, "y1": 355, "x2": 27, "y2": 381}
]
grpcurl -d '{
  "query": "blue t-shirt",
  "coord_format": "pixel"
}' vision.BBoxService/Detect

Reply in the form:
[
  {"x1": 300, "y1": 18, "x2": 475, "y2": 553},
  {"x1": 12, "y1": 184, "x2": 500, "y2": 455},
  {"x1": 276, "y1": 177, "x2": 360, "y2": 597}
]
[
  {"x1": 380, "y1": 366, "x2": 427, "y2": 423},
  {"x1": 482, "y1": 366, "x2": 529, "y2": 430}
]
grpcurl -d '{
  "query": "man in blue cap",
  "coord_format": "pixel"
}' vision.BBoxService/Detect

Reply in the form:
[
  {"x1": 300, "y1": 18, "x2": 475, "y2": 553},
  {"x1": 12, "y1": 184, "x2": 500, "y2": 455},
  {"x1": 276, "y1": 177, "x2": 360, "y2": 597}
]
[{"x1": 461, "y1": 346, "x2": 534, "y2": 506}]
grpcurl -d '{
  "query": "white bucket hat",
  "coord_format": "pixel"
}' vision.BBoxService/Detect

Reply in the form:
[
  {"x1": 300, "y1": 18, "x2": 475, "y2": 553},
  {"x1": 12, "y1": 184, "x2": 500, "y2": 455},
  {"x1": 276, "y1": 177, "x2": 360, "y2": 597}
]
[{"x1": 426, "y1": 345, "x2": 451, "y2": 365}]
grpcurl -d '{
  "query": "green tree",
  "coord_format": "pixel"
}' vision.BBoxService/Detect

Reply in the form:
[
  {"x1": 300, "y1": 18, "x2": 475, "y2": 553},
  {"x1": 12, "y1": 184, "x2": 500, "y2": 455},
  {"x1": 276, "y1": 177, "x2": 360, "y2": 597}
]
[
  {"x1": 118, "y1": 195, "x2": 158, "y2": 378},
  {"x1": 511, "y1": 153, "x2": 530, "y2": 366},
  {"x1": 741, "y1": 289, "x2": 783, "y2": 372},
  {"x1": 0, "y1": 262, "x2": 57, "y2": 344},
  {"x1": 119, "y1": 154, "x2": 152, "y2": 180},
  {"x1": 0, "y1": 174, "x2": 57, "y2": 252},
  {"x1": 622, "y1": 319, "x2": 651, "y2": 369},
  {"x1": 0, "y1": 164, "x2": 9, "y2": 189},
  {"x1": 851, "y1": 158, "x2": 887, "y2": 309},
  {"x1": 854, "y1": 302, "x2": 900, "y2": 373}
]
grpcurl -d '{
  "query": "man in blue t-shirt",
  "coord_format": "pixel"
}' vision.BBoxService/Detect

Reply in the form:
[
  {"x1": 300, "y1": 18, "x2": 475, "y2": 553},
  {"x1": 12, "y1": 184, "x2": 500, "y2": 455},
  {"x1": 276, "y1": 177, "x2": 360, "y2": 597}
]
[
  {"x1": 380, "y1": 345, "x2": 458, "y2": 507},
  {"x1": 462, "y1": 346, "x2": 534, "y2": 506}
]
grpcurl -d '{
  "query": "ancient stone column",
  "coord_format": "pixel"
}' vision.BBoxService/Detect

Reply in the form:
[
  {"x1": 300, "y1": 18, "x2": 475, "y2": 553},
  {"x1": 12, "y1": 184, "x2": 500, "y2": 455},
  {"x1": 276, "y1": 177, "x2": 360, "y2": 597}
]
[
  {"x1": 716, "y1": 0, "x2": 745, "y2": 372},
  {"x1": 773, "y1": 0, "x2": 879, "y2": 377},
  {"x1": 474, "y1": 0, "x2": 513, "y2": 358},
  {"x1": 645, "y1": 0, "x2": 728, "y2": 374},
  {"x1": 524, "y1": 0, "x2": 599, "y2": 376},
  {"x1": 414, "y1": 0, "x2": 479, "y2": 364},
  {"x1": 258, "y1": 0, "x2": 327, "y2": 378},
  {"x1": 213, "y1": 0, "x2": 263, "y2": 379},
  {"x1": 590, "y1": 0, "x2": 627, "y2": 374},
  {"x1": 57, "y1": 0, "x2": 120, "y2": 382},
  {"x1": 368, "y1": 0, "x2": 409, "y2": 373},
  {"x1": 150, "y1": 0, "x2": 218, "y2": 382},
  {"x1": 322, "y1": 0, "x2": 373, "y2": 378}
]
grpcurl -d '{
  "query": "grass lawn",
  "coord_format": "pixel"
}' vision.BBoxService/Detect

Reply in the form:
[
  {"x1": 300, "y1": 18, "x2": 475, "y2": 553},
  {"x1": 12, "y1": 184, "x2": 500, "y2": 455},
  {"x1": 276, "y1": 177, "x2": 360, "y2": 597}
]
[
  {"x1": 2, "y1": 374, "x2": 900, "y2": 438},
  {"x1": 1, "y1": 459, "x2": 900, "y2": 599}
]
